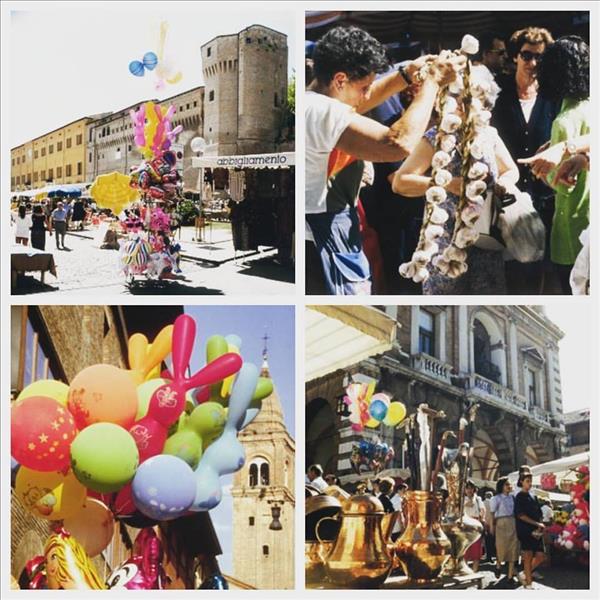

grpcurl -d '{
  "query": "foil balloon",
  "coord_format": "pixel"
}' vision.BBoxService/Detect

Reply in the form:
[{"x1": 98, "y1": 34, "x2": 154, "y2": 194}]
[
  {"x1": 129, "y1": 314, "x2": 243, "y2": 463},
  {"x1": 63, "y1": 499, "x2": 115, "y2": 557},
  {"x1": 154, "y1": 21, "x2": 183, "y2": 90},
  {"x1": 44, "y1": 528, "x2": 106, "y2": 589},
  {"x1": 106, "y1": 528, "x2": 167, "y2": 590},
  {"x1": 190, "y1": 363, "x2": 258, "y2": 511},
  {"x1": 90, "y1": 171, "x2": 139, "y2": 215}
]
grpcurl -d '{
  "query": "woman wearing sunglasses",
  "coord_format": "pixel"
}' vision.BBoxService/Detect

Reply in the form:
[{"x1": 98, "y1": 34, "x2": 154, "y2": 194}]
[{"x1": 491, "y1": 27, "x2": 559, "y2": 295}]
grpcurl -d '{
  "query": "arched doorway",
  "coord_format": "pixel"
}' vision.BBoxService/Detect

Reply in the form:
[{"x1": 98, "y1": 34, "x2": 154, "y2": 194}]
[
  {"x1": 306, "y1": 397, "x2": 339, "y2": 475},
  {"x1": 471, "y1": 312, "x2": 507, "y2": 386},
  {"x1": 471, "y1": 430, "x2": 500, "y2": 483}
]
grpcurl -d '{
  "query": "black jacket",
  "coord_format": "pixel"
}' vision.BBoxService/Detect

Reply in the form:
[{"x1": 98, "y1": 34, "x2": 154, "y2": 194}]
[{"x1": 492, "y1": 79, "x2": 560, "y2": 205}]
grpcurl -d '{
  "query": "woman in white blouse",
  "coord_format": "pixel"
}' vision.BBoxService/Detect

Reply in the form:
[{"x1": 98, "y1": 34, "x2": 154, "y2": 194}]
[{"x1": 490, "y1": 476, "x2": 520, "y2": 581}]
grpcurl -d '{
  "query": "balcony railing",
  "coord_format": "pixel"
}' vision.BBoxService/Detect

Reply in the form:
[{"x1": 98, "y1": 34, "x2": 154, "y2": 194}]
[
  {"x1": 411, "y1": 353, "x2": 453, "y2": 384},
  {"x1": 469, "y1": 374, "x2": 528, "y2": 412}
]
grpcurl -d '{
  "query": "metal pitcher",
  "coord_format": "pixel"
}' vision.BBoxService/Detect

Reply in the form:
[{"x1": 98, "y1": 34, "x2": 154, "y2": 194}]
[{"x1": 321, "y1": 494, "x2": 392, "y2": 588}]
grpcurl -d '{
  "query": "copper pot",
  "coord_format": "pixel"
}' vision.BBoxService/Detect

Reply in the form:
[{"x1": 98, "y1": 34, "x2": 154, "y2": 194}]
[
  {"x1": 305, "y1": 540, "x2": 334, "y2": 586},
  {"x1": 394, "y1": 491, "x2": 451, "y2": 582},
  {"x1": 322, "y1": 494, "x2": 392, "y2": 588},
  {"x1": 441, "y1": 514, "x2": 483, "y2": 576}
]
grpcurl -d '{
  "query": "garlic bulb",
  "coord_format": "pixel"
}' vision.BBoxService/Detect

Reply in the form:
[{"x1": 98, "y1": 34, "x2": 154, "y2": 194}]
[
  {"x1": 413, "y1": 266, "x2": 430, "y2": 283},
  {"x1": 430, "y1": 205, "x2": 449, "y2": 225},
  {"x1": 440, "y1": 134, "x2": 457, "y2": 153},
  {"x1": 444, "y1": 246, "x2": 468, "y2": 262},
  {"x1": 460, "y1": 34, "x2": 479, "y2": 55},
  {"x1": 399, "y1": 261, "x2": 417, "y2": 278},
  {"x1": 432, "y1": 255, "x2": 450, "y2": 274},
  {"x1": 440, "y1": 113, "x2": 462, "y2": 133},
  {"x1": 434, "y1": 169, "x2": 453, "y2": 187},
  {"x1": 424, "y1": 224, "x2": 445, "y2": 240},
  {"x1": 448, "y1": 77, "x2": 464, "y2": 95},
  {"x1": 432, "y1": 150, "x2": 452, "y2": 169},
  {"x1": 473, "y1": 110, "x2": 492, "y2": 127},
  {"x1": 466, "y1": 180, "x2": 487, "y2": 199},
  {"x1": 461, "y1": 204, "x2": 482, "y2": 226},
  {"x1": 443, "y1": 96, "x2": 458, "y2": 114},
  {"x1": 455, "y1": 227, "x2": 479, "y2": 248},
  {"x1": 469, "y1": 138, "x2": 485, "y2": 160},
  {"x1": 425, "y1": 186, "x2": 447, "y2": 204},
  {"x1": 468, "y1": 161, "x2": 489, "y2": 179},
  {"x1": 467, "y1": 194, "x2": 485, "y2": 207}
]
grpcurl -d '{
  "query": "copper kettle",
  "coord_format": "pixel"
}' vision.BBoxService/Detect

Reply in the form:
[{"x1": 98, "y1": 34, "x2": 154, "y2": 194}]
[{"x1": 319, "y1": 494, "x2": 392, "y2": 588}]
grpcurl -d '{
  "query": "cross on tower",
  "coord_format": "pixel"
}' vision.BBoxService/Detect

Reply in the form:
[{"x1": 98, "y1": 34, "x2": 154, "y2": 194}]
[{"x1": 262, "y1": 332, "x2": 270, "y2": 360}]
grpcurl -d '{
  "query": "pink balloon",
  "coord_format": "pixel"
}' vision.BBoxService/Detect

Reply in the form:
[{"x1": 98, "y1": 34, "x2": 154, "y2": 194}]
[
  {"x1": 164, "y1": 105, "x2": 176, "y2": 121},
  {"x1": 129, "y1": 417, "x2": 167, "y2": 463}
]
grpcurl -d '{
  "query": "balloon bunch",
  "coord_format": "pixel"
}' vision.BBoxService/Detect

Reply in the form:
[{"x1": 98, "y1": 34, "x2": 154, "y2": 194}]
[
  {"x1": 553, "y1": 465, "x2": 590, "y2": 554},
  {"x1": 129, "y1": 151, "x2": 182, "y2": 201},
  {"x1": 350, "y1": 440, "x2": 395, "y2": 475},
  {"x1": 343, "y1": 383, "x2": 406, "y2": 432},
  {"x1": 130, "y1": 102, "x2": 183, "y2": 161},
  {"x1": 11, "y1": 313, "x2": 275, "y2": 588}
]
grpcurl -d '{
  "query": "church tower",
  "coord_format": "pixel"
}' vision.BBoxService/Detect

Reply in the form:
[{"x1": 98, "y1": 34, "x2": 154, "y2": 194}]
[{"x1": 231, "y1": 335, "x2": 295, "y2": 589}]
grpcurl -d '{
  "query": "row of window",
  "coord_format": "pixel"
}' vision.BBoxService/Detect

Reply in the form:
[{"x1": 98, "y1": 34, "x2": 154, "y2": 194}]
[
  {"x1": 12, "y1": 136, "x2": 84, "y2": 165},
  {"x1": 13, "y1": 162, "x2": 82, "y2": 185}
]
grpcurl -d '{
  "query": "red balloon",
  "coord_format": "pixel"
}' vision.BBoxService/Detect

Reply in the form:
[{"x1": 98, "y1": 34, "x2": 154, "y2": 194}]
[
  {"x1": 11, "y1": 396, "x2": 77, "y2": 472},
  {"x1": 148, "y1": 186, "x2": 165, "y2": 199}
]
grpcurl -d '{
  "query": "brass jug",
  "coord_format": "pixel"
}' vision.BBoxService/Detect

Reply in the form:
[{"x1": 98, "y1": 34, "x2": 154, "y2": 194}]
[
  {"x1": 441, "y1": 514, "x2": 483, "y2": 576},
  {"x1": 395, "y1": 491, "x2": 451, "y2": 582},
  {"x1": 322, "y1": 494, "x2": 392, "y2": 588},
  {"x1": 305, "y1": 540, "x2": 334, "y2": 586}
]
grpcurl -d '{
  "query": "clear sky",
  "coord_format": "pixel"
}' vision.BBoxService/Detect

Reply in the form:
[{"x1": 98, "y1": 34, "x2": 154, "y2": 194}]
[
  {"x1": 544, "y1": 303, "x2": 593, "y2": 414},
  {"x1": 9, "y1": 5, "x2": 295, "y2": 147},
  {"x1": 183, "y1": 305, "x2": 295, "y2": 577}
]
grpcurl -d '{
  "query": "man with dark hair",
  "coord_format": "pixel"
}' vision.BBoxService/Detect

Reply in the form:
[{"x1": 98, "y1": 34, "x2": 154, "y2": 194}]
[
  {"x1": 306, "y1": 464, "x2": 328, "y2": 492},
  {"x1": 492, "y1": 26, "x2": 559, "y2": 294},
  {"x1": 305, "y1": 25, "x2": 465, "y2": 295},
  {"x1": 474, "y1": 32, "x2": 508, "y2": 81}
]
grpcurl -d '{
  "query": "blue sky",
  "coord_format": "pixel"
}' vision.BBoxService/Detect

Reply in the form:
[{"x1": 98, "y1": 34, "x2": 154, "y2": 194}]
[
  {"x1": 184, "y1": 305, "x2": 295, "y2": 576},
  {"x1": 9, "y1": 6, "x2": 296, "y2": 147}
]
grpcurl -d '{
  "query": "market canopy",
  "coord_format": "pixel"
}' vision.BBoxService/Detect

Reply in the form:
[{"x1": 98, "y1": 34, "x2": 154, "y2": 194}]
[
  {"x1": 13, "y1": 183, "x2": 91, "y2": 199},
  {"x1": 192, "y1": 152, "x2": 295, "y2": 170},
  {"x1": 507, "y1": 451, "x2": 589, "y2": 486},
  {"x1": 306, "y1": 306, "x2": 397, "y2": 381}
]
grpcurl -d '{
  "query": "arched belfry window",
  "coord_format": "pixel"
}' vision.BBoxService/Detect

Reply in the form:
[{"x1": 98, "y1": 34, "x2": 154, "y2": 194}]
[{"x1": 248, "y1": 457, "x2": 270, "y2": 487}]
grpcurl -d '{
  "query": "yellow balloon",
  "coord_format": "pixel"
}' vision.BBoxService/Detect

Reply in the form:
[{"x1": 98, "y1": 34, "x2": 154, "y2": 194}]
[
  {"x1": 220, "y1": 343, "x2": 240, "y2": 399},
  {"x1": 143, "y1": 101, "x2": 160, "y2": 160},
  {"x1": 127, "y1": 325, "x2": 173, "y2": 385},
  {"x1": 90, "y1": 171, "x2": 139, "y2": 215},
  {"x1": 16, "y1": 467, "x2": 86, "y2": 521},
  {"x1": 16, "y1": 380, "x2": 69, "y2": 406},
  {"x1": 365, "y1": 417, "x2": 380, "y2": 428},
  {"x1": 383, "y1": 402, "x2": 407, "y2": 427}
]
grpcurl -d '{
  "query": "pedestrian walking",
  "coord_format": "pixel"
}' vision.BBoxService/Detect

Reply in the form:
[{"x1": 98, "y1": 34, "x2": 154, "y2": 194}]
[
  {"x1": 490, "y1": 477, "x2": 520, "y2": 581},
  {"x1": 14, "y1": 205, "x2": 32, "y2": 246},
  {"x1": 30, "y1": 205, "x2": 52, "y2": 251},
  {"x1": 463, "y1": 480, "x2": 486, "y2": 572},
  {"x1": 51, "y1": 201, "x2": 69, "y2": 250}
]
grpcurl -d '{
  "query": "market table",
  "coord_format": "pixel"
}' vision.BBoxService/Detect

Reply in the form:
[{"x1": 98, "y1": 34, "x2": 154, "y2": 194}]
[{"x1": 11, "y1": 246, "x2": 57, "y2": 288}]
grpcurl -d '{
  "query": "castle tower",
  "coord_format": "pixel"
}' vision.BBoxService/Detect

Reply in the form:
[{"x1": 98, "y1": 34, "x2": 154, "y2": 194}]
[
  {"x1": 200, "y1": 25, "x2": 288, "y2": 156},
  {"x1": 231, "y1": 335, "x2": 295, "y2": 589}
]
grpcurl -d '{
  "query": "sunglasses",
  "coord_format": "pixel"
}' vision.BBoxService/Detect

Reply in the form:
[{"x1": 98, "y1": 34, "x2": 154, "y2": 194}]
[{"x1": 519, "y1": 50, "x2": 543, "y2": 62}]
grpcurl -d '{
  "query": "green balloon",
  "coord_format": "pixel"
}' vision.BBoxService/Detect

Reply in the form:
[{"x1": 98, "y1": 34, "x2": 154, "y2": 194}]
[
  {"x1": 163, "y1": 430, "x2": 203, "y2": 469},
  {"x1": 188, "y1": 402, "x2": 226, "y2": 438},
  {"x1": 206, "y1": 335, "x2": 229, "y2": 402},
  {"x1": 250, "y1": 377, "x2": 273, "y2": 409},
  {"x1": 70, "y1": 423, "x2": 139, "y2": 493}
]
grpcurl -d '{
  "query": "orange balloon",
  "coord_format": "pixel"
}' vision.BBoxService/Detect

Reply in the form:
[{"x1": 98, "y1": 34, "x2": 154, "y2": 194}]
[
  {"x1": 63, "y1": 499, "x2": 115, "y2": 557},
  {"x1": 68, "y1": 365, "x2": 138, "y2": 430}
]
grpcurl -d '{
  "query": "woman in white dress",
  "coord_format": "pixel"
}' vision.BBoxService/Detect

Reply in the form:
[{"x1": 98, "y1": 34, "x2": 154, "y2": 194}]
[{"x1": 14, "y1": 205, "x2": 32, "y2": 246}]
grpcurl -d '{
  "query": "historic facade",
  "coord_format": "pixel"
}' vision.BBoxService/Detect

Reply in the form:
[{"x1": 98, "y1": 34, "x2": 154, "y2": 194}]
[
  {"x1": 231, "y1": 346, "x2": 295, "y2": 589},
  {"x1": 306, "y1": 306, "x2": 567, "y2": 485},
  {"x1": 563, "y1": 409, "x2": 590, "y2": 456},
  {"x1": 201, "y1": 25, "x2": 289, "y2": 155}
]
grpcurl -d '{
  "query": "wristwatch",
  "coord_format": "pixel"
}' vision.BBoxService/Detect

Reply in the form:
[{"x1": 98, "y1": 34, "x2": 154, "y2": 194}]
[{"x1": 398, "y1": 64, "x2": 413, "y2": 86}]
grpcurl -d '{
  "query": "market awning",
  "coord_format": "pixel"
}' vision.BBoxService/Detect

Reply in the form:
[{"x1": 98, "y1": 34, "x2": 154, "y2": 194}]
[
  {"x1": 306, "y1": 306, "x2": 397, "y2": 381},
  {"x1": 192, "y1": 152, "x2": 295, "y2": 170},
  {"x1": 14, "y1": 183, "x2": 91, "y2": 199},
  {"x1": 507, "y1": 451, "x2": 589, "y2": 486}
]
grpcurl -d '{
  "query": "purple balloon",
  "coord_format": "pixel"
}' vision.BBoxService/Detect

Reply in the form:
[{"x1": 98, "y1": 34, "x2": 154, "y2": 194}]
[{"x1": 132, "y1": 454, "x2": 196, "y2": 521}]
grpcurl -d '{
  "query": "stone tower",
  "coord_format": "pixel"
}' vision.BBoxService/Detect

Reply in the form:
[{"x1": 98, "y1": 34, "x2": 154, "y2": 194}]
[
  {"x1": 200, "y1": 25, "x2": 288, "y2": 155},
  {"x1": 231, "y1": 336, "x2": 295, "y2": 589}
]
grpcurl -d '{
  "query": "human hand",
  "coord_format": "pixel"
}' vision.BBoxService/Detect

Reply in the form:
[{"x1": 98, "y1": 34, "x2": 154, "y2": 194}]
[
  {"x1": 405, "y1": 54, "x2": 436, "y2": 83},
  {"x1": 431, "y1": 51, "x2": 467, "y2": 87},
  {"x1": 537, "y1": 522, "x2": 545, "y2": 530},
  {"x1": 552, "y1": 154, "x2": 588, "y2": 186},
  {"x1": 518, "y1": 142, "x2": 565, "y2": 180}
]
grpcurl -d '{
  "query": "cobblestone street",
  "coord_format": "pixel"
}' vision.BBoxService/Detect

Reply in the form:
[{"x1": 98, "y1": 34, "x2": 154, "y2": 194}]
[{"x1": 11, "y1": 224, "x2": 295, "y2": 297}]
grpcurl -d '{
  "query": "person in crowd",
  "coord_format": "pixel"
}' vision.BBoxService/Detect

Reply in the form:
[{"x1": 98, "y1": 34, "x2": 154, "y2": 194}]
[
  {"x1": 490, "y1": 477, "x2": 520, "y2": 582},
  {"x1": 531, "y1": 36, "x2": 589, "y2": 295},
  {"x1": 514, "y1": 473, "x2": 546, "y2": 589},
  {"x1": 71, "y1": 197, "x2": 86, "y2": 231},
  {"x1": 30, "y1": 204, "x2": 52, "y2": 251},
  {"x1": 491, "y1": 26, "x2": 559, "y2": 294},
  {"x1": 14, "y1": 205, "x2": 32, "y2": 246},
  {"x1": 377, "y1": 477, "x2": 396, "y2": 514},
  {"x1": 305, "y1": 25, "x2": 465, "y2": 295},
  {"x1": 391, "y1": 482, "x2": 408, "y2": 540},
  {"x1": 474, "y1": 32, "x2": 509, "y2": 84},
  {"x1": 540, "y1": 500, "x2": 553, "y2": 525},
  {"x1": 324, "y1": 474, "x2": 341, "y2": 486},
  {"x1": 393, "y1": 65, "x2": 520, "y2": 294},
  {"x1": 463, "y1": 480, "x2": 486, "y2": 572},
  {"x1": 306, "y1": 464, "x2": 328, "y2": 492},
  {"x1": 51, "y1": 201, "x2": 69, "y2": 250},
  {"x1": 513, "y1": 465, "x2": 535, "y2": 497},
  {"x1": 483, "y1": 490, "x2": 496, "y2": 566}
]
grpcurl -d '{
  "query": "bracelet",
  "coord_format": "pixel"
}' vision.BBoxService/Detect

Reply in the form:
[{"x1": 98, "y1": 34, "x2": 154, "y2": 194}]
[{"x1": 398, "y1": 64, "x2": 412, "y2": 86}]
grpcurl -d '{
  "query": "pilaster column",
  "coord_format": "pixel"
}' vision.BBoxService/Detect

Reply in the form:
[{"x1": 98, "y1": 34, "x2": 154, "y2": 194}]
[{"x1": 458, "y1": 306, "x2": 469, "y2": 373}]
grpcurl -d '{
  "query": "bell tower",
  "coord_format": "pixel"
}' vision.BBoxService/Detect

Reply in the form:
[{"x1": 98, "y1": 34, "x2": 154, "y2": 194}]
[{"x1": 231, "y1": 334, "x2": 295, "y2": 589}]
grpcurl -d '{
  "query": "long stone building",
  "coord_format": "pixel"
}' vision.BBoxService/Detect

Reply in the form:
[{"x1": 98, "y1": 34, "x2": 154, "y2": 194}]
[{"x1": 306, "y1": 306, "x2": 567, "y2": 485}]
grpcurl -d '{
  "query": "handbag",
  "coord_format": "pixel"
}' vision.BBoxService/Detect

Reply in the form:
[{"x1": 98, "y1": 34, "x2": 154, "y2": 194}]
[{"x1": 482, "y1": 184, "x2": 546, "y2": 263}]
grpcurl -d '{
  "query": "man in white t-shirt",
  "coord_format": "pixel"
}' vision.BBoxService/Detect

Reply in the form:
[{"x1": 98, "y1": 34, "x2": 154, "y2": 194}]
[
  {"x1": 305, "y1": 25, "x2": 465, "y2": 295},
  {"x1": 306, "y1": 464, "x2": 328, "y2": 493}
]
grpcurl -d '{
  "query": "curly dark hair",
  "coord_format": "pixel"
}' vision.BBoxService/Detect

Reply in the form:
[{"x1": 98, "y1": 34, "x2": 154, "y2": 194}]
[
  {"x1": 538, "y1": 36, "x2": 589, "y2": 102},
  {"x1": 508, "y1": 26, "x2": 554, "y2": 60},
  {"x1": 313, "y1": 26, "x2": 390, "y2": 85}
]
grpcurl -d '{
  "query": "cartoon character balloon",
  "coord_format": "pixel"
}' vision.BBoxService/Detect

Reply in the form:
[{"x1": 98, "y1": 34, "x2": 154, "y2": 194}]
[
  {"x1": 44, "y1": 529, "x2": 106, "y2": 589},
  {"x1": 106, "y1": 528, "x2": 168, "y2": 590}
]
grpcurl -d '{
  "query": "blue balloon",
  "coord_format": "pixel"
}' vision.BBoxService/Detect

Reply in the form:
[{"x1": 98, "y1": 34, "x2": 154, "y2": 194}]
[
  {"x1": 143, "y1": 51, "x2": 158, "y2": 71},
  {"x1": 369, "y1": 399, "x2": 388, "y2": 422},
  {"x1": 129, "y1": 60, "x2": 145, "y2": 77},
  {"x1": 225, "y1": 334, "x2": 242, "y2": 350},
  {"x1": 132, "y1": 455, "x2": 196, "y2": 521}
]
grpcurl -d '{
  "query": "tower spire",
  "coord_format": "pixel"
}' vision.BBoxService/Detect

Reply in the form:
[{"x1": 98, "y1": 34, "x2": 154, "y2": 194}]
[{"x1": 260, "y1": 332, "x2": 270, "y2": 377}]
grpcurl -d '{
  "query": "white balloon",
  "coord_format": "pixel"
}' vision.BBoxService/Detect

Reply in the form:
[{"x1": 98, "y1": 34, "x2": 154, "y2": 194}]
[{"x1": 190, "y1": 137, "x2": 206, "y2": 153}]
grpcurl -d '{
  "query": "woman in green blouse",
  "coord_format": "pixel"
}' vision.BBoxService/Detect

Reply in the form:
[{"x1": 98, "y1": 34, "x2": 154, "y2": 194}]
[{"x1": 536, "y1": 36, "x2": 589, "y2": 294}]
